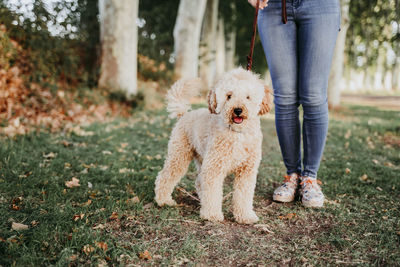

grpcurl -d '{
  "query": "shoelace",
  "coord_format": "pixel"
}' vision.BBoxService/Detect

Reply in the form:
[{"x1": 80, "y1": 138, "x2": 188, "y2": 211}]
[
  {"x1": 282, "y1": 175, "x2": 298, "y2": 188},
  {"x1": 300, "y1": 179, "x2": 322, "y2": 189}
]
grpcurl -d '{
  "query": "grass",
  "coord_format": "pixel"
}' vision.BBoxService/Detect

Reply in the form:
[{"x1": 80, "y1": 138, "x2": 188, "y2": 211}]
[{"x1": 0, "y1": 105, "x2": 399, "y2": 266}]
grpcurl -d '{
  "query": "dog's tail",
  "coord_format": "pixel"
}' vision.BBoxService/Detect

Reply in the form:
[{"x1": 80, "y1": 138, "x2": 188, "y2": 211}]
[{"x1": 166, "y1": 78, "x2": 204, "y2": 119}]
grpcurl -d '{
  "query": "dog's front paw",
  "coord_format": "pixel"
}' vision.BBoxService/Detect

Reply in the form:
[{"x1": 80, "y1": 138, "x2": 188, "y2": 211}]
[
  {"x1": 200, "y1": 209, "x2": 224, "y2": 222},
  {"x1": 155, "y1": 196, "x2": 177, "y2": 207},
  {"x1": 235, "y1": 211, "x2": 259, "y2": 224}
]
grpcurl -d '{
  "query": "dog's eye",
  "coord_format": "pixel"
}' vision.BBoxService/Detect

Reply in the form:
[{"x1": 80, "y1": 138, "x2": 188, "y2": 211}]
[
  {"x1": 227, "y1": 94, "x2": 232, "y2": 100},
  {"x1": 246, "y1": 96, "x2": 250, "y2": 100}
]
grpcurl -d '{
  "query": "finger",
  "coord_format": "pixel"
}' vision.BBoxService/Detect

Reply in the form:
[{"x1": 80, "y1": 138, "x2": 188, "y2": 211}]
[
  {"x1": 247, "y1": 0, "x2": 254, "y2": 8},
  {"x1": 259, "y1": 0, "x2": 268, "y2": 9}
]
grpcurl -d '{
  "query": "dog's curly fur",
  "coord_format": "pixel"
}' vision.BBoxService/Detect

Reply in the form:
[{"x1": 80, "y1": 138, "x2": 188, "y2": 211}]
[{"x1": 154, "y1": 68, "x2": 272, "y2": 224}]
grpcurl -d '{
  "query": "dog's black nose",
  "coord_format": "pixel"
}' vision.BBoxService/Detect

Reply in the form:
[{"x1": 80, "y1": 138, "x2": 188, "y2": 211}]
[{"x1": 234, "y1": 108, "x2": 242, "y2": 115}]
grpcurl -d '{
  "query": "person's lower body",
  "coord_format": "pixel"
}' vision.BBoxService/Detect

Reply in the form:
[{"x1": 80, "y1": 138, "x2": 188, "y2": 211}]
[{"x1": 258, "y1": 0, "x2": 340, "y2": 206}]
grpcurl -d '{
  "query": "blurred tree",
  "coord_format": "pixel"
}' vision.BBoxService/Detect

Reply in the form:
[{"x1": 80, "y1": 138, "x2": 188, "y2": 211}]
[
  {"x1": 328, "y1": 0, "x2": 350, "y2": 108},
  {"x1": 220, "y1": 1, "x2": 267, "y2": 74},
  {"x1": 224, "y1": 3, "x2": 237, "y2": 72},
  {"x1": 346, "y1": 0, "x2": 400, "y2": 92},
  {"x1": 137, "y1": 0, "x2": 179, "y2": 66},
  {"x1": 0, "y1": 0, "x2": 100, "y2": 87},
  {"x1": 173, "y1": 0, "x2": 207, "y2": 79},
  {"x1": 199, "y1": 0, "x2": 219, "y2": 87},
  {"x1": 98, "y1": 0, "x2": 139, "y2": 96}
]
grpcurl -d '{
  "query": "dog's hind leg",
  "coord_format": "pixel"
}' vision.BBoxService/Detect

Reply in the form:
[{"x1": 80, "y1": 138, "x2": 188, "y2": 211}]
[
  {"x1": 154, "y1": 127, "x2": 193, "y2": 206},
  {"x1": 193, "y1": 154, "x2": 203, "y2": 199}
]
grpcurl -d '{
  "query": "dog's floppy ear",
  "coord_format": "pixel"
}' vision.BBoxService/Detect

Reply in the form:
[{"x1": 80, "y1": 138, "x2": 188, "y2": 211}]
[
  {"x1": 258, "y1": 86, "x2": 273, "y2": 115},
  {"x1": 207, "y1": 88, "x2": 217, "y2": 114}
]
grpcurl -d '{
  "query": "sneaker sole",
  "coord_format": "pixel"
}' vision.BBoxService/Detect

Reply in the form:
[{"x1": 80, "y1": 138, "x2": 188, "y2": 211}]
[
  {"x1": 302, "y1": 199, "x2": 324, "y2": 208},
  {"x1": 273, "y1": 194, "x2": 295, "y2": 203}
]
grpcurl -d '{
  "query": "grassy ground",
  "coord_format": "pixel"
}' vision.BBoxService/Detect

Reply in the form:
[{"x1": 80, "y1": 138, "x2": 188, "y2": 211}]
[{"x1": 0, "y1": 105, "x2": 399, "y2": 266}]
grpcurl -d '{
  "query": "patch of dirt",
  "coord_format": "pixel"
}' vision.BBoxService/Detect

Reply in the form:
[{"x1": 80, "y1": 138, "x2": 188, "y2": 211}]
[
  {"x1": 382, "y1": 133, "x2": 400, "y2": 148},
  {"x1": 341, "y1": 94, "x2": 400, "y2": 111}
]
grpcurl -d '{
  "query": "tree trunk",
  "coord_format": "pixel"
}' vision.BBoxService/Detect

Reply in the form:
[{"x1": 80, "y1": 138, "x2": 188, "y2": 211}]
[
  {"x1": 98, "y1": 0, "x2": 139, "y2": 97},
  {"x1": 328, "y1": 0, "x2": 350, "y2": 108},
  {"x1": 225, "y1": 28, "x2": 236, "y2": 71},
  {"x1": 199, "y1": 0, "x2": 219, "y2": 87},
  {"x1": 173, "y1": 0, "x2": 207, "y2": 79},
  {"x1": 392, "y1": 46, "x2": 400, "y2": 91},
  {"x1": 374, "y1": 46, "x2": 386, "y2": 91},
  {"x1": 215, "y1": 18, "x2": 226, "y2": 78}
]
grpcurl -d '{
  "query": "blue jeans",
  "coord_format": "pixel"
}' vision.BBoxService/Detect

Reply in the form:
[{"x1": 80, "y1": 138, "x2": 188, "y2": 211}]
[{"x1": 258, "y1": 0, "x2": 340, "y2": 178}]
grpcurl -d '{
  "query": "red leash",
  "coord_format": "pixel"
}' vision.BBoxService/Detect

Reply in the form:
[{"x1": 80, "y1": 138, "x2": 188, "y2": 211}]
[
  {"x1": 246, "y1": 0, "x2": 260, "y2": 71},
  {"x1": 246, "y1": 0, "x2": 287, "y2": 71}
]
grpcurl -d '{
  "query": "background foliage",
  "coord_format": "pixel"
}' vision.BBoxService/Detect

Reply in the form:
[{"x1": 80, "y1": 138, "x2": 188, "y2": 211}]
[{"x1": 1, "y1": 0, "x2": 399, "y2": 87}]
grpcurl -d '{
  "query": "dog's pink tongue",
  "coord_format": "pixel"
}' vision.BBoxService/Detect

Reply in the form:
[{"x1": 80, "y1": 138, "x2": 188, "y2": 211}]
[{"x1": 234, "y1": 117, "x2": 243, "y2": 124}]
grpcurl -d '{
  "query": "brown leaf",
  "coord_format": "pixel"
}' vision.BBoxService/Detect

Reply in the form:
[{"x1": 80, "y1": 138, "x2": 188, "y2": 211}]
[
  {"x1": 83, "y1": 199, "x2": 92, "y2": 206},
  {"x1": 11, "y1": 204, "x2": 20, "y2": 210},
  {"x1": 254, "y1": 224, "x2": 274, "y2": 234},
  {"x1": 43, "y1": 152, "x2": 56, "y2": 159},
  {"x1": 126, "y1": 196, "x2": 140, "y2": 204},
  {"x1": 65, "y1": 177, "x2": 80, "y2": 188},
  {"x1": 345, "y1": 168, "x2": 351, "y2": 174},
  {"x1": 119, "y1": 168, "x2": 134, "y2": 174},
  {"x1": 11, "y1": 222, "x2": 28, "y2": 231},
  {"x1": 82, "y1": 244, "x2": 94, "y2": 255},
  {"x1": 278, "y1": 213, "x2": 297, "y2": 220},
  {"x1": 92, "y1": 224, "x2": 105, "y2": 230},
  {"x1": 109, "y1": 212, "x2": 119, "y2": 220},
  {"x1": 73, "y1": 213, "x2": 85, "y2": 221},
  {"x1": 139, "y1": 250, "x2": 152, "y2": 260},
  {"x1": 95, "y1": 241, "x2": 108, "y2": 251}
]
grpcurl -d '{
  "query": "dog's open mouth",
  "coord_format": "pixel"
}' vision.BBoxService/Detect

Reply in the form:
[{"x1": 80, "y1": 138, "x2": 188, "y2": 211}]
[{"x1": 232, "y1": 116, "x2": 243, "y2": 124}]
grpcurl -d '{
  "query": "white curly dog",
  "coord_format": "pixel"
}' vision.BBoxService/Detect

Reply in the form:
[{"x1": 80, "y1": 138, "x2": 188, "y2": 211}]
[{"x1": 154, "y1": 68, "x2": 272, "y2": 224}]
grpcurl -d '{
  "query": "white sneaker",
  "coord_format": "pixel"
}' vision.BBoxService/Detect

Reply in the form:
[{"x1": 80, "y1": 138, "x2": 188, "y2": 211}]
[
  {"x1": 273, "y1": 173, "x2": 300, "y2": 202},
  {"x1": 300, "y1": 176, "x2": 325, "y2": 207}
]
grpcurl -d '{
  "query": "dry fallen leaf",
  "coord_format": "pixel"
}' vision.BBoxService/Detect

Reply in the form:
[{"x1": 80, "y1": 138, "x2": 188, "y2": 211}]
[
  {"x1": 279, "y1": 213, "x2": 297, "y2": 220},
  {"x1": 126, "y1": 196, "x2": 140, "y2": 204},
  {"x1": 11, "y1": 222, "x2": 28, "y2": 231},
  {"x1": 344, "y1": 130, "x2": 351, "y2": 139},
  {"x1": 119, "y1": 168, "x2": 134, "y2": 174},
  {"x1": 93, "y1": 224, "x2": 106, "y2": 230},
  {"x1": 95, "y1": 241, "x2": 108, "y2": 251},
  {"x1": 360, "y1": 174, "x2": 368, "y2": 181},
  {"x1": 82, "y1": 244, "x2": 95, "y2": 255},
  {"x1": 384, "y1": 162, "x2": 394, "y2": 168},
  {"x1": 139, "y1": 250, "x2": 152, "y2": 260},
  {"x1": 345, "y1": 168, "x2": 351, "y2": 174},
  {"x1": 43, "y1": 152, "x2": 56, "y2": 159},
  {"x1": 83, "y1": 199, "x2": 92, "y2": 206},
  {"x1": 254, "y1": 224, "x2": 274, "y2": 234},
  {"x1": 65, "y1": 177, "x2": 80, "y2": 188},
  {"x1": 73, "y1": 213, "x2": 85, "y2": 221},
  {"x1": 102, "y1": 150, "x2": 112, "y2": 155},
  {"x1": 98, "y1": 165, "x2": 109, "y2": 171},
  {"x1": 109, "y1": 212, "x2": 119, "y2": 220}
]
